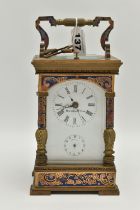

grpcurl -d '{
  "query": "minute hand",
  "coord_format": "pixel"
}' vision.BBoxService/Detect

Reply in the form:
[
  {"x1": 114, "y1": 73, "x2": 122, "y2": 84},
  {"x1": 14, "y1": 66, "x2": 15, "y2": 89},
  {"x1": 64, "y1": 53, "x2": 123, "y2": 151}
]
[{"x1": 61, "y1": 104, "x2": 73, "y2": 109}]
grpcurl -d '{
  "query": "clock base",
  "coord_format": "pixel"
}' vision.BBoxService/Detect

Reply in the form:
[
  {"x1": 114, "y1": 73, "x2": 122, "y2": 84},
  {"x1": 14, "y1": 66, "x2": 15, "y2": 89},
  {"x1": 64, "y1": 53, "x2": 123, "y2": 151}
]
[
  {"x1": 30, "y1": 164, "x2": 119, "y2": 196},
  {"x1": 30, "y1": 184, "x2": 119, "y2": 196}
]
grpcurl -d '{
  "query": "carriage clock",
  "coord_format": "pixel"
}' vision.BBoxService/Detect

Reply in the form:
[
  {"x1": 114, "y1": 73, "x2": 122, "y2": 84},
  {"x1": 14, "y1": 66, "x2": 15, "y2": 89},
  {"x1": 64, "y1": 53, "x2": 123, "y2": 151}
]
[{"x1": 30, "y1": 16, "x2": 122, "y2": 195}]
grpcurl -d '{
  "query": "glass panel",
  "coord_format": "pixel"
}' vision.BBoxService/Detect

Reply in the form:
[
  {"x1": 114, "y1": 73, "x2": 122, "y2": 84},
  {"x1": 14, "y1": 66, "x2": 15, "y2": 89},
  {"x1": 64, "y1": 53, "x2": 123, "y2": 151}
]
[{"x1": 47, "y1": 79, "x2": 106, "y2": 164}]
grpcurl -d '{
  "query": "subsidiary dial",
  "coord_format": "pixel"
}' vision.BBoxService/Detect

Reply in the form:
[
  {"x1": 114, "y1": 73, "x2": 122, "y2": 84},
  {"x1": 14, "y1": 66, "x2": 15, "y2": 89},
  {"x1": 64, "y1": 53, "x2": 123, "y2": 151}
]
[
  {"x1": 64, "y1": 134, "x2": 85, "y2": 156},
  {"x1": 53, "y1": 80, "x2": 96, "y2": 127}
]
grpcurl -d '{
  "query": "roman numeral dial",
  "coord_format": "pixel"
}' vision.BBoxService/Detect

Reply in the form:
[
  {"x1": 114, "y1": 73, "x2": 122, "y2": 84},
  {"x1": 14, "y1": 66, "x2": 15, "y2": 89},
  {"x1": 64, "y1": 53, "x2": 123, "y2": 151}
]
[{"x1": 53, "y1": 80, "x2": 96, "y2": 127}]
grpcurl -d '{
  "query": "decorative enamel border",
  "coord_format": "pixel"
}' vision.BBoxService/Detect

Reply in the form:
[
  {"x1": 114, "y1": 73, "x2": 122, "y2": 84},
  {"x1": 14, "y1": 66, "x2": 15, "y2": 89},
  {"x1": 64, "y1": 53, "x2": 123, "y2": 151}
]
[
  {"x1": 40, "y1": 75, "x2": 113, "y2": 92},
  {"x1": 106, "y1": 97, "x2": 114, "y2": 128},
  {"x1": 35, "y1": 171, "x2": 115, "y2": 187},
  {"x1": 38, "y1": 95, "x2": 46, "y2": 128}
]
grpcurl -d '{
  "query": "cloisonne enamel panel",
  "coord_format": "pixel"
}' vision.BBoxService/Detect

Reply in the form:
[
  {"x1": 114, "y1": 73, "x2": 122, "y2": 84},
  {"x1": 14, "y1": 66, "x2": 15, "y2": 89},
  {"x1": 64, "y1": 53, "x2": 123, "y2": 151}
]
[{"x1": 34, "y1": 171, "x2": 116, "y2": 187}]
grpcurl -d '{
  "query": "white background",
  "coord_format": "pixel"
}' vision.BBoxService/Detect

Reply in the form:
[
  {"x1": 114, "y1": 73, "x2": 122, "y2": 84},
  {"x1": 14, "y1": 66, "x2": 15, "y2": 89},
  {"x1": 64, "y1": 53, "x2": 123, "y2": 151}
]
[{"x1": 0, "y1": 0, "x2": 140, "y2": 209}]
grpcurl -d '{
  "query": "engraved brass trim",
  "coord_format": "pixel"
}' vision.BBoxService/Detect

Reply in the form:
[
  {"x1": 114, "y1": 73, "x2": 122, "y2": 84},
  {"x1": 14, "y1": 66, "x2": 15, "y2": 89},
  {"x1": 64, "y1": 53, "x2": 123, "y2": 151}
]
[
  {"x1": 37, "y1": 91, "x2": 48, "y2": 96},
  {"x1": 103, "y1": 128, "x2": 116, "y2": 165},
  {"x1": 32, "y1": 56, "x2": 122, "y2": 75},
  {"x1": 105, "y1": 92, "x2": 115, "y2": 97},
  {"x1": 35, "y1": 128, "x2": 48, "y2": 166}
]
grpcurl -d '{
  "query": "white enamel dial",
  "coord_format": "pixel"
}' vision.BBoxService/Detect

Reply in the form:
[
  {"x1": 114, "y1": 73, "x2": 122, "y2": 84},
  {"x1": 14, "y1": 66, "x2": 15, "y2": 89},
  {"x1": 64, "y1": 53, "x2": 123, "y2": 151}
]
[
  {"x1": 64, "y1": 134, "x2": 85, "y2": 156},
  {"x1": 47, "y1": 79, "x2": 106, "y2": 164},
  {"x1": 53, "y1": 80, "x2": 96, "y2": 127}
]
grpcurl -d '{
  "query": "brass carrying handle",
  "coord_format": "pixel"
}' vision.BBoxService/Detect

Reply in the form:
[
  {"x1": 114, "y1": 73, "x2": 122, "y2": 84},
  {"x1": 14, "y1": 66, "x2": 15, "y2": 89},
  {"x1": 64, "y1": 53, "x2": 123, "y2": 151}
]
[{"x1": 35, "y1": 16, "x2": 114, "y2": 58}]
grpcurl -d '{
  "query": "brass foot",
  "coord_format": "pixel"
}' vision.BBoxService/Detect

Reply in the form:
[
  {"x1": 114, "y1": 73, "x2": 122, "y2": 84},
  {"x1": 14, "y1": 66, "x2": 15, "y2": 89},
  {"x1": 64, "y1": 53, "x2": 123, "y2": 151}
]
[
  {"x1": 99, "y1": 185, "x2": 120, "y2": 195},
  {"x1": 30, "y1": 185, "x2": 51, "y2": 195}
]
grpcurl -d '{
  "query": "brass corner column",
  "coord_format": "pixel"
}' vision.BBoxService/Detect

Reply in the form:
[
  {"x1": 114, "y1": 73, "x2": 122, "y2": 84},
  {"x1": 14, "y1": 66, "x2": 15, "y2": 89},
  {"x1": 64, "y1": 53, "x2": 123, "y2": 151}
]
[
  {"x1": 103, "y1": 92, "x2": 116, "y2": 165},
  {"x1": 35, "y1": 91, "x2": 48, "y2": 166}
]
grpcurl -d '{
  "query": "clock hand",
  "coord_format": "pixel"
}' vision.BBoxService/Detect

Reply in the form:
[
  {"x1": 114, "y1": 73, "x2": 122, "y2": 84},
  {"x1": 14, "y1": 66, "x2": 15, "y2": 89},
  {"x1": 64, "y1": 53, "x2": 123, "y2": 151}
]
[
  {"x1": 69, "y1": 96, "x2": 74, "y2": 102},
  {"x1": 57, "y1": 101, "x2": 78, "y2": 110},
  {"x1": 64, "y1": 104, "x2": 73, "y2": 108},
  {"x1": 59, "y1": 103, "x2": 73, "y2": 109},
  {"x1": 63, "y1": 101, "x2": 78, "y2": 109}
]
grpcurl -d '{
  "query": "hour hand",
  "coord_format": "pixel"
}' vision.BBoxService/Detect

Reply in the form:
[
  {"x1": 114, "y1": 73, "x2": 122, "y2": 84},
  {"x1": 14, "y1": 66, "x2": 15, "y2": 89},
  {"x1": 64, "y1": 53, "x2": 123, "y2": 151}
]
[
  {"x1": 55, "y1": 104, "x2": 72, "y2": 110},
  {"x1": 64, "y1": 102, "x2": 79, "y2": 109},
  {"x1": 56, "y1": 103, "x2": 72, "y2": 109},
  {"x1": 63, "y1": 104, "x2": 73, "y2": 108},
  {"x1": 69, "y1": 96, "x2": 74, "y2": 102}
]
